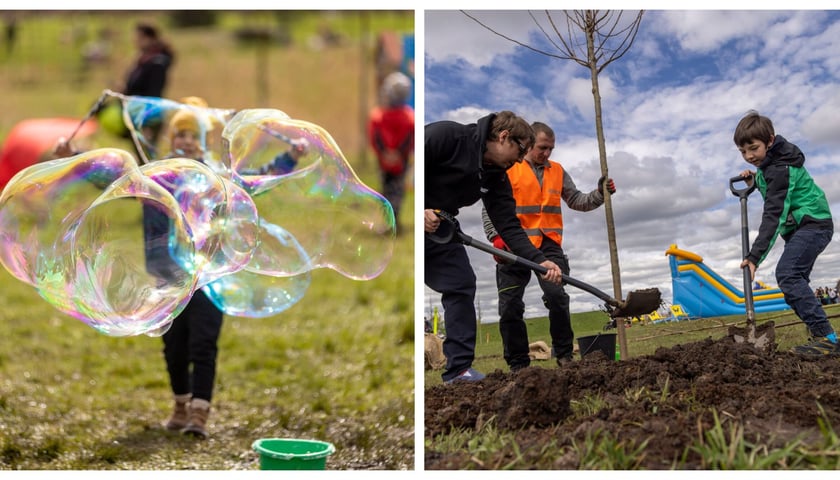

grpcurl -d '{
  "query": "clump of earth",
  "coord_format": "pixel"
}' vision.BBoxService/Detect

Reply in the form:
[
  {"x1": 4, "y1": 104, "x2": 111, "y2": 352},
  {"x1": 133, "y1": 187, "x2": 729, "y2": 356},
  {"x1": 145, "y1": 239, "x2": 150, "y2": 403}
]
[{"x1": 425, "y1": 335, "x2": 840, "y2": 469}]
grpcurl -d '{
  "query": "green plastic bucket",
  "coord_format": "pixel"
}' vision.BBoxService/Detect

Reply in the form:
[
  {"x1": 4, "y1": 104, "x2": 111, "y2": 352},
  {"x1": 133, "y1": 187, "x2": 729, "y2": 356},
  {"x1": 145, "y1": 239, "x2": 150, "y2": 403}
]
[{"x1": 252, "y1": 438, "x2": 335, "y2": 470}]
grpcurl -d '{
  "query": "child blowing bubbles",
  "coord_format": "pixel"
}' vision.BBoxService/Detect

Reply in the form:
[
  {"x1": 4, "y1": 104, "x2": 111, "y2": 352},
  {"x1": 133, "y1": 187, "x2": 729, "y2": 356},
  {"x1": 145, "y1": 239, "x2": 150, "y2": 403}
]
[
  {"x1": 54, "y1": 98, "x2": 226, "y2": 438},
  {"x1": 734, "y1": 110, "x2": 835, "y2": 357}
]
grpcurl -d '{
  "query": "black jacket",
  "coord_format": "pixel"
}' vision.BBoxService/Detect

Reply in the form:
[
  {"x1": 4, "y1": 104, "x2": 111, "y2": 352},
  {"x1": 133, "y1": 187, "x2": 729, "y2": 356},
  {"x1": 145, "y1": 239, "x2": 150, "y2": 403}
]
[
  {"x1": 125, "y1": 47, "x2": 173, "y2": 97},
  {"x1": 425, "y1": 113, "x2": 546, "y2": 264}
]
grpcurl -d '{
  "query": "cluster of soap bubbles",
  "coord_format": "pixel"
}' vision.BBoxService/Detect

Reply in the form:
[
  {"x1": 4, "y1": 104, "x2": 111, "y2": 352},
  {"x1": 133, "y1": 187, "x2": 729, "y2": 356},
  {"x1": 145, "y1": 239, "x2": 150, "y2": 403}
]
[{"x1": 0, "y1": 93, "x2": 396, "y2": 337}]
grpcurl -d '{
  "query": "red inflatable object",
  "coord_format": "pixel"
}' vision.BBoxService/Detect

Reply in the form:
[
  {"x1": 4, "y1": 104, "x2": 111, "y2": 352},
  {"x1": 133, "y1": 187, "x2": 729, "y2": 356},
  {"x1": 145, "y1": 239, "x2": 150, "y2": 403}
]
[{"x1": 0, "y1": 117, "x2": 98, "y2": 190}]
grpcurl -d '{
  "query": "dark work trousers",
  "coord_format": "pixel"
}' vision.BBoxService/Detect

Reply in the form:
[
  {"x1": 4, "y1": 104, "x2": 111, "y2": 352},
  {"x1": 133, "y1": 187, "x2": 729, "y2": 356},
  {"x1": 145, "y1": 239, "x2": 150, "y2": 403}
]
[
  {"x1": 496, "y1": 236, "x2": 570, "y2": 370},
  {"x1": 425, "y1": 235, "x2": 477, "y2": 382},
  {"x1": 775, "y1": 226, "x2": 834, "y2": 338},
  {"x1": 162, "y1": 289, "x2": 224, "y2": 402}
]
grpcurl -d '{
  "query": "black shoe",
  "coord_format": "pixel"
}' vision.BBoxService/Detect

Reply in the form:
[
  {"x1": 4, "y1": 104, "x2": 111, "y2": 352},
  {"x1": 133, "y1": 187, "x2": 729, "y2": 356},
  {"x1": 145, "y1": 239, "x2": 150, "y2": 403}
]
[
  {"x1": 510, "y1": 363, "x2": 530, "y2": 372},
  {"x1": 444, "y1": 367, "x2": 486, "y2": 384},
  {"x1": 556, "y1": 355, "x2": 573, "y2": 367}
]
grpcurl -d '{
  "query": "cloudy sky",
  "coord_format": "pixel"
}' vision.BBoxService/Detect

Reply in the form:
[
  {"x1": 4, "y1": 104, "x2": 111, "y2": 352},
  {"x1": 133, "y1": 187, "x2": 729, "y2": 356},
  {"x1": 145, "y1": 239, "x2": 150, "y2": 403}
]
[{"x1": 422, "y1": 10, "x2": 840, "y2": 323}]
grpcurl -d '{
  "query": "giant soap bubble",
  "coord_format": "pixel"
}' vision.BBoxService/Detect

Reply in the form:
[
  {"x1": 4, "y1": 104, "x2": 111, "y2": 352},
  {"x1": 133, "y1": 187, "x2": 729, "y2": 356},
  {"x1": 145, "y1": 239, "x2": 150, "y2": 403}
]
[
  {"x1": 226, "y1": 109, "x2": 396, "y2": 280},
  {"x1": 139, "y1": 159, "x2": 259, "y2": 288},
  {"x1": 0, "y1": 149, "x2": 197, "y2": 336},
  {"x1": 0, "y1": 92, "x2": 396, "y2": 335}
]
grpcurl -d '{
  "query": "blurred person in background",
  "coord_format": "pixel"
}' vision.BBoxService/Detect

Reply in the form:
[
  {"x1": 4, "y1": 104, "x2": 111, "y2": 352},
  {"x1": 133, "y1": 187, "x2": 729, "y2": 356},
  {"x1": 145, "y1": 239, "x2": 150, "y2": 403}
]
[
  {"x1": 368, "y1": 71, "x2": 414, "y2": 236},
  {"x1": 124, "y1": 22, "x2": 174, "y2": 98}
]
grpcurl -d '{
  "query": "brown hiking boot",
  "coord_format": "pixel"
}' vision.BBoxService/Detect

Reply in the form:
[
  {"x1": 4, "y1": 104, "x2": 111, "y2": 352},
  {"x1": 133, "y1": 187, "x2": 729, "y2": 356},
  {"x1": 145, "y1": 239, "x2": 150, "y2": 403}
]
[
  {"x1": 164, "y1": 397, "x2": 190, "y2": 431},
  {"x1": 183, "y1": 399, "x2": 210, "y2": 438}
]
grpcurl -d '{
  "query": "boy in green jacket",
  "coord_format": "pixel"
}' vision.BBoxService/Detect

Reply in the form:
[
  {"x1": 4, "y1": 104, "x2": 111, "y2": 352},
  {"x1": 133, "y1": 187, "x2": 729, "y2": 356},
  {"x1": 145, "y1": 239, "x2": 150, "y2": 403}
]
[{"x1": 734, "y1": 110, "x2": 835, "y2": 356}]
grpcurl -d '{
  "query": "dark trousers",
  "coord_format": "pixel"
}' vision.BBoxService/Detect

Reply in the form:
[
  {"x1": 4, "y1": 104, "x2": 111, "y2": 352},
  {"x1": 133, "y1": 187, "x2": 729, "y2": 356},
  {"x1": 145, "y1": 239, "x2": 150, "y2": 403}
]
[
  {"x1": 496, "y1": 237, "x2": 570, "y2": 370},
  {"x1": 425, "y1": 236, "x2": 477, "y2": 382},
  {"x1": 162, "y1": 289, "x2": 224, "y2": 402},
  {"x1": 381, "y1": 171, "x2": 407, "y2": 232},
  {"x1": 775, "y1": 227, "x2": 834, "y2": 338}
]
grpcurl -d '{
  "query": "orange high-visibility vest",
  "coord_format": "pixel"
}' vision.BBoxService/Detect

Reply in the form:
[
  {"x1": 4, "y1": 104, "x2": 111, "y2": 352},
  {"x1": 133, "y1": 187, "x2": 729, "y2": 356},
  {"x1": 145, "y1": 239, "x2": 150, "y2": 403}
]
[{"x1": 506, "y1": 160, "x2": 564, "y2": 248}]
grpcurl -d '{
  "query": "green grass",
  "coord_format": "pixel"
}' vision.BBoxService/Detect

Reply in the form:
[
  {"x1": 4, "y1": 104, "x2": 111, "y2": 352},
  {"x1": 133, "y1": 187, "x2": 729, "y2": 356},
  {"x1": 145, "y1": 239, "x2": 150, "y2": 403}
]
[
  {"x1": 0, "y1": 10, "x2": 414, "y2": 471},
  {"x1": 0, "y1": 187, "x2": 414, "y2": 470}
]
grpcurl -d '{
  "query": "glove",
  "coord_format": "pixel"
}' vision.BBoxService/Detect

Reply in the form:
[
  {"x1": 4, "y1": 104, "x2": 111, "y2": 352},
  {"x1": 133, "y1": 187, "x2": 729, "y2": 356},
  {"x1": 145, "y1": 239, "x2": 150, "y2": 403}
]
[
  {"x1": 598, "y1": 176, "x2": 616, "y2": 195},
  {"x1": 491, "y1": 236, "x2": 511, "y2": 264}
]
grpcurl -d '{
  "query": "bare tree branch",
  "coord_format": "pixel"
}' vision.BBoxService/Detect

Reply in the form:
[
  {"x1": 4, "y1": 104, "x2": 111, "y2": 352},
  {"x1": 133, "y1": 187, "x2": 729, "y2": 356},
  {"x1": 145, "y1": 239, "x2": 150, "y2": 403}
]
[
  {"x1": 528, "y1": 11, "x2": 564, "y2": 55},
  {"x1": 460, "y1": 10, "x2": 576, "y2": 61},
  {"x1": 545, "y1": 11, "x2": 588, "y2": 68},
  {"x1": 455, "y1": 9, "x2": 646, "y2": 360}
]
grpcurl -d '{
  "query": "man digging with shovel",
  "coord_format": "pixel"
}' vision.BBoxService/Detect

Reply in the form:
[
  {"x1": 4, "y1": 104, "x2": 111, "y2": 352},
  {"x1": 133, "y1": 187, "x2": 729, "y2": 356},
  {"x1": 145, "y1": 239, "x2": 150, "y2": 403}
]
[{"x1": 425, "y1": 111, "x2": 563, "y2": 384}]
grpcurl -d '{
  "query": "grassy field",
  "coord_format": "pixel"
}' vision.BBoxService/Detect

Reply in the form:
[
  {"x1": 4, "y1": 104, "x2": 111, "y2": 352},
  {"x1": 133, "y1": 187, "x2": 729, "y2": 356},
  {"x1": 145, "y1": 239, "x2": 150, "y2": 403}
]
[
  {"x1": 0, "y1": 11, "x2": 415, "y2": 471},
  {"x1": 0, "y1": 233, "x2": 414, "y2": 470}
]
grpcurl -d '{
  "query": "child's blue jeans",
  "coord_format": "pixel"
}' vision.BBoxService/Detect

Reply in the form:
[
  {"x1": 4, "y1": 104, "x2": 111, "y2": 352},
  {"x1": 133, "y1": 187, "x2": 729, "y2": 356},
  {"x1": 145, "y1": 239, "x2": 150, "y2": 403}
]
[{"x1": 775, "y1": 227, "x2": 834, "y2": 337}]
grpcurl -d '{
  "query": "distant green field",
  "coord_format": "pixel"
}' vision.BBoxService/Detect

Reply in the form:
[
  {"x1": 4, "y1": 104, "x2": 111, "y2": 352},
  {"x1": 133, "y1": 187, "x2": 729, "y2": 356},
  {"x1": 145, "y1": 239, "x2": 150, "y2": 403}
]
[{"x1": 0, "y1": 10, "x2": 414, "y2": 160}]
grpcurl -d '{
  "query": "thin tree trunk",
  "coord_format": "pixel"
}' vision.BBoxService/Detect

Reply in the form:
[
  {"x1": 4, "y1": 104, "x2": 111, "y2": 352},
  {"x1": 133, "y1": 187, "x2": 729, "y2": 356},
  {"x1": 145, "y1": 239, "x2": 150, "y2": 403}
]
[{"x1": 585, "y1": 13, "x2": 628, "y2": 358}]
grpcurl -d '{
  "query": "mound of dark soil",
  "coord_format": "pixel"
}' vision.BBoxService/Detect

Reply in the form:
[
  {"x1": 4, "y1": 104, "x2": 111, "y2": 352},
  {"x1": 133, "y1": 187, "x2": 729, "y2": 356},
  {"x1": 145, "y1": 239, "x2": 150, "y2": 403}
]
[{"x1": 425, "y1": 336, "x2": 840, "y2": 469}]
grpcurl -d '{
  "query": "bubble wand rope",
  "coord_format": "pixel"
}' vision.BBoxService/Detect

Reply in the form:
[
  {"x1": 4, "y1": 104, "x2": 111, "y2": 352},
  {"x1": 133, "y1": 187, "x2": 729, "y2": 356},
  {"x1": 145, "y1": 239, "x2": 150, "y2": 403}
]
[
  {"x1": 62, "y1": 90, "x2": 155, "y2": 165},
  {"x1": 63, "y1": 89, "x2": 116, "y2": 145}
]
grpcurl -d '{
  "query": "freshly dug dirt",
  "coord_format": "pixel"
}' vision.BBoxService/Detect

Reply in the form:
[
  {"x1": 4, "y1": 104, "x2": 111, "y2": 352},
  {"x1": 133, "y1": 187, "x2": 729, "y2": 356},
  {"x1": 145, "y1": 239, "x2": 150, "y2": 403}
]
[{"x1": 425, "y1": 335, "x2": 840, "y2": 469}]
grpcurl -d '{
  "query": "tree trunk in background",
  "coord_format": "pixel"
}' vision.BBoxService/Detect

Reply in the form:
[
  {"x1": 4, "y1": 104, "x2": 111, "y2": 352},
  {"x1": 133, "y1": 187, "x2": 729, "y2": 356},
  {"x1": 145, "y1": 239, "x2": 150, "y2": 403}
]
[{"x1": 584, "y1": 12, "x2": 627, "y2": 358}]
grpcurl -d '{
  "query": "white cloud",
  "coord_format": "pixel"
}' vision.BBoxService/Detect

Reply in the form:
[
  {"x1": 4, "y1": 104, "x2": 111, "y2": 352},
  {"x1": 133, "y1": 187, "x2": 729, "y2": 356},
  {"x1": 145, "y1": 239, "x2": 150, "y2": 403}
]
[
  {"x1": 424, "y1": 10, "x2": 527, "y2": 67},
  {"x1": 802, "y1": 93, "x2": 840, "y2": 146},
  {"x1": 658, "y1": 11, "x2": 789, "y2": 52},
  {"x1": 440, "y1": 105, "x2": 492, "y2": 124}
]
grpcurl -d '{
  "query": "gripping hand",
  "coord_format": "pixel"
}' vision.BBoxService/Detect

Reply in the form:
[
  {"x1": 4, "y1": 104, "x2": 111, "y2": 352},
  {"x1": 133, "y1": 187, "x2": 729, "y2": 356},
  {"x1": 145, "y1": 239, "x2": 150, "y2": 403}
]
[
  {"x1": 598, "y1": 176, "x2": 616, "y2": 195},
  {"x1": 491, "y1": 236, "x2": 510, "y2": 264}
]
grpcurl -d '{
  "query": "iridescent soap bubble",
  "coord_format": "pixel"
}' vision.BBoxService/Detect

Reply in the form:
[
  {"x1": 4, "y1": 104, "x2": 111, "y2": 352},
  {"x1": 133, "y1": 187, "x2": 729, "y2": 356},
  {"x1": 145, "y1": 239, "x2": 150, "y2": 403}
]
[
  {"x1": 140, "y1": 158, "x2": 259, "y2": 288},
  {"x1": 121, "y1": 95, "x2": 235, "y2": 170},
  {"x1": 0, "y1": 148, "x2": 196, "y2": 336},
  {"x1": 203, "y1": 220, "x2": 312, "y2": 317},
  {"x1": 0, "y1": 96, "x2": 398, "y2": 335},
  {"x1": 225, "y1": 109, "x2": 396, "y2": 280}
]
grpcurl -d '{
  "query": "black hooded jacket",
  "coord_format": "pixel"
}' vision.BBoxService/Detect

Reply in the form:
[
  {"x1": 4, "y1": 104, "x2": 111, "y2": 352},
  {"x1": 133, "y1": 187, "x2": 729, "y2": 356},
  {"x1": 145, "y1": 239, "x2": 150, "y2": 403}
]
[{"x1": 425, "y1": 113, "x2": 546, "y2": 264}]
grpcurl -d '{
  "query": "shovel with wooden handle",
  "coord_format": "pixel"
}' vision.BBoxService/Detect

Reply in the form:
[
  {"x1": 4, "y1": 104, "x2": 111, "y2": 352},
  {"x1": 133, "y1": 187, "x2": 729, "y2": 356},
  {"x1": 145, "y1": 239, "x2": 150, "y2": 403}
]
[
  {"x1": 426, "y1": 210, "x2": 662, "y2": 319},
  {"x1": 726, "y1": 175, "x2": 776, "y2": 352}
]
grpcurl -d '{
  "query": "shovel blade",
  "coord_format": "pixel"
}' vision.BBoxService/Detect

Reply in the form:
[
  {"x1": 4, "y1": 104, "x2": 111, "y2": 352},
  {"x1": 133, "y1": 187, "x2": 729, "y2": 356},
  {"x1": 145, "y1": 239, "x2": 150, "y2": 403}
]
[
  {"x1": 728, "y1": 321, "x2": 776, "y2": 353},
  {"x1": 613, "y1": 288, "x2": 662, "y2": 318}
]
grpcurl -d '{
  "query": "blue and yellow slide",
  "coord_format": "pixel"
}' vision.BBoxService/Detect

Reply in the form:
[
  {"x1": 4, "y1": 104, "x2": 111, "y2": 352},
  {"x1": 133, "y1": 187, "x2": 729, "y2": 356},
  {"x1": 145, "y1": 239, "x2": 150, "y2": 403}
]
[{"x1": 666, "y1": 244, "x2": 790, "y2": 319}]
